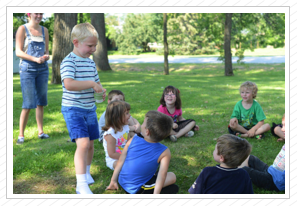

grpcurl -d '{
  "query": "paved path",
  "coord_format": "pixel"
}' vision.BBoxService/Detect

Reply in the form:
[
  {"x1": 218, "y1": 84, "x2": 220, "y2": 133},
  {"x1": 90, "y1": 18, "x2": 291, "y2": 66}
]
[
  {"x1": 108, "y1": 56, "x2": 285, "y2": 64},
  {"x1": 48, "y1": 56, "x2": 285, "y2": 64}
]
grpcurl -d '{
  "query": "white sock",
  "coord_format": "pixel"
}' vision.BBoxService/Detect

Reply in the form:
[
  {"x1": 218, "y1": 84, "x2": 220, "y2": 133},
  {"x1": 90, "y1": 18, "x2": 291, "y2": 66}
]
[
  {"x1": 76, "y1": 174, "x2": 93, "y2": 194},
  {"x1": 86, "y1": 165, "x2": 95, "y2": 184}
]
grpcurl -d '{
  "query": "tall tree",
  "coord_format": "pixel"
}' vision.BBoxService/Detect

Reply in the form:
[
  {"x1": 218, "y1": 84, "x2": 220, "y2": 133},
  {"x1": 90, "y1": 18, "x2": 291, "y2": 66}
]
[
  {"x1": 91, "y1": 13, "x2": 112, "y2": 71},
  {"x1": 163, "y1": 13, "x2": 169, "y2": 75},
  {"x1": 51, "y1": 13, "x2": 77, "y2": 84},
  {"x1": 224, "y1": 13, "x2": 233, "y2": 76}
]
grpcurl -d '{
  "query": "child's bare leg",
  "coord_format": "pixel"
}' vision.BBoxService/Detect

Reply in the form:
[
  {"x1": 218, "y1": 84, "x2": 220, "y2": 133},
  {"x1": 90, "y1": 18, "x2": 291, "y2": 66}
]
[
  {"x1": 86, "y1": 140, "x2": 95, "y2": 184},
  {"x1": 254, "y1": 123, "x2": 271, "y2": 139},
  {"x1": 163, "y1": 172, "x2": 176, "y2": 187},
  {"x1": 274, "y1": 126, "x2": 285, "y2": 141},
  {"x1": 175, "y1": 121, "x2": 196, "y2": 138},
  {"x1": 230, "y1": 122, "x2": 248, "y2": 137},
  {"x1": 75, "y1": 138, "x2": 90, "y2": 174},
  {"x1": 75, "y1": 138, "x2": 93, "y2": 194}
]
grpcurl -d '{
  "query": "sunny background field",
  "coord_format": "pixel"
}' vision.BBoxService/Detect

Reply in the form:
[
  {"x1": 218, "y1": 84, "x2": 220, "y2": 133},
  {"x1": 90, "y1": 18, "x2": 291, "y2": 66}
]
[{"x1": 13, "y1": 51, "x2": 285, "y2": 194}]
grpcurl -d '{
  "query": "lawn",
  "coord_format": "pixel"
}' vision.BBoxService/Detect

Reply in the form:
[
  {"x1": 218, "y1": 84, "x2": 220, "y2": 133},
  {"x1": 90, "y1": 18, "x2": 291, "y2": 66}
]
[{"x1": 13, "y1": 62, "x2": 285, "y2": 194}]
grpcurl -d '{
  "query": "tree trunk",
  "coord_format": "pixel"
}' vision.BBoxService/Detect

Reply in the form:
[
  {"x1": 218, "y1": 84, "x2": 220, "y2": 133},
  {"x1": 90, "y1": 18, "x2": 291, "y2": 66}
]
[
  {"x1": 51, "y1": 13, "x2": 77, "y2": 84},
  {"x1": 91, "y1": 13, "x2": 112, "y2": 71},
  {"x1": 163, "y1": 13, "x2": 169, "y2": 75},
  {"x1": 224, "y1": 13, "x2": 234, "y2": 76},
  {"x1": 79, "y1": 13, "x2": 83, "y2": 23}
]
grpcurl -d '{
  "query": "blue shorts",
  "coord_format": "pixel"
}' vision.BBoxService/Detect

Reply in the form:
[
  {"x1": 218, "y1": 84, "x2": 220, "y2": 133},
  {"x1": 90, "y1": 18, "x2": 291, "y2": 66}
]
[
  {"x1": 61, "y1": 106, "x2": 99, "y2": 142},
  {"x1": 19, "y1": 61, "x2": 49, "y2": 109}
]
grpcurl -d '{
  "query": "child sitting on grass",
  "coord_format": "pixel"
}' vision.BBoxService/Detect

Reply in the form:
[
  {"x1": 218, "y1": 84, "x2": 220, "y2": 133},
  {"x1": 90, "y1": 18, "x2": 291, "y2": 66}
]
[
  {"x1": 271, "y1": 114, "x2": 285, "y2": 142},
  {"x1": 229, "y1": 81, "x2": 270, "y2": 139},
  {"x1": 158, "y1": 85, "x2": 199, "y2": 142},
  {"x1": 102, "y1": 100, "x2": 131, "y2": 170},
  {"x1": 107, "y1": 110, "x2": 179, "y2": 194},
  {"x1": 239, "y1": 113, "x2": 285, "y2": 192},
  {"x1": 98, "y1": 90, "x2": 140, "y2": 142},
  {"x1": 188, "y1": 134, "x2": 253, "y2": 194}
]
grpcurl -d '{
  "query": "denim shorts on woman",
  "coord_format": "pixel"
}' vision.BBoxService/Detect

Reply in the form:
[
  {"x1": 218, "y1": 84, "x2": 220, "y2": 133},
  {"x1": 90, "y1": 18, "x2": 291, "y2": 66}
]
[
  {"x1": 19, "y1": 61, "x2": 49, "y2": 109},
  {"x1": 61, "y1": 106, "x2": 99, "y2": 142}
]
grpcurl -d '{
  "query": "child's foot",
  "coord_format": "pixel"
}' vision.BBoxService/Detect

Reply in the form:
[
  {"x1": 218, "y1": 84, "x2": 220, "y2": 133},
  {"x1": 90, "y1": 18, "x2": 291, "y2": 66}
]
[
  {"x1": 185, "y1": 131, "x2": 194, "y2": 137},
  {"x1": 236, "y1": 133, "x2": 248, "y2": 138},
  {"x1": 170, "y1": 135, "x2": 177, "y2": 142},
  {"x1": 16, "y1": 136, "x2": 24, "y2": 145},
  {"x1": 194, "y1": 125, "x2": 199, "y2": 131},
  {"x1": 76, "y1": 184, "x2": 93, "y2": 194},
  {"x1": 255, "y1": 134, "x2": 264, "y2": 140},
  {"x1": 38, "y1": 133, "x2": 50, "y2": 139},
  {"x1": 86, "y1": 174, "x2": 95, "y2": 185}
]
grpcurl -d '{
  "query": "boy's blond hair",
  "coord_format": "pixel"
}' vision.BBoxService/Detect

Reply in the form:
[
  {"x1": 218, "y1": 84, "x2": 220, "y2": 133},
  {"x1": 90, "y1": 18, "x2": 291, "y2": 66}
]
[
  {"x1": 240, "y1": 81, "x2": 258, "y2": 99},
  {"x1": 217, "y1": 134, "x2": 252, "y2": 168},
  {"x1": 71, "y1": 23, "x2": 99, "y2": 42}
]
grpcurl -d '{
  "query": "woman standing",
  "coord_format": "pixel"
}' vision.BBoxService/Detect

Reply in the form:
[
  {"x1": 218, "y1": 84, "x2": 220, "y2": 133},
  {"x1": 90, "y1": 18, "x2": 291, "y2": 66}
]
[{"x1": 15, "y1": 13, "x2": 50, "y2": 144}]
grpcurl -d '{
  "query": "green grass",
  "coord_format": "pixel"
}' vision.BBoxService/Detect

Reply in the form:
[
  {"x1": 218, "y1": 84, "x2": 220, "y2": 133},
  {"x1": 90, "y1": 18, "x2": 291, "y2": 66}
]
[{"x1": 13, "y1": 62, "x2": 285, "y2": 194}]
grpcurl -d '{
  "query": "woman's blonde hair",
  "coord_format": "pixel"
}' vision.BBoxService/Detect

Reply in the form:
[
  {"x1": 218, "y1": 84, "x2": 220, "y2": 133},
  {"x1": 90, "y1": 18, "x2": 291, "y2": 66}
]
[
  {"x1": 240, "y1": 81, "x2": 258, "y2": 98},
  {"x1": 71, "y1": 22, "x2": 99, "y2": 42}
]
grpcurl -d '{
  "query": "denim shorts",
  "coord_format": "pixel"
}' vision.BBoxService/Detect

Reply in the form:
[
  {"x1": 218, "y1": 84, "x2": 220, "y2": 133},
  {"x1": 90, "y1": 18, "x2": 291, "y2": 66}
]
[
  {"x1": 61, "y1": 106, "x2": 99, "y2": 142},
  {"x1": 19, "y1": 61, "x2": 49, "y2": 109}
]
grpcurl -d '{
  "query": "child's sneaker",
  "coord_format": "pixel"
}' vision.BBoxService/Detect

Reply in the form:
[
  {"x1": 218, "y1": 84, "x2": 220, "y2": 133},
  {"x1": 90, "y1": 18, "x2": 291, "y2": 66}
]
[
  {"x1": 170, "y1": 135, "x2": 177, "y2": 142},
  {"x1": 16, "y1": 136, "x2": 24, "y2": 145},
  {"x1": 186, "y1": 131, "x2": 194, "y2": 137},
  {"x1": 76, "y1": 184, "x2": 93, "y2": 194},
  {"x1": 38, "y1": 133, "x2": 50, "y2": 139}
]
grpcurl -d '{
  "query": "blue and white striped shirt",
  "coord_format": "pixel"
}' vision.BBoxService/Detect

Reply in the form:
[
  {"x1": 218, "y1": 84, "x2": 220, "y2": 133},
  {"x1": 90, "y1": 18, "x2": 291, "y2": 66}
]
[{"x1": 60, "y1": 52, "x2": 100, "y2": 109}]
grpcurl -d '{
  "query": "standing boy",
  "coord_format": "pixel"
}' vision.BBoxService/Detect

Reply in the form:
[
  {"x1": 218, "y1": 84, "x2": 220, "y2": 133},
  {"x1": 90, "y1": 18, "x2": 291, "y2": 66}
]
[
  {"x1": 107, "y1": 110, "x2": 179, "y2": 194},
  {"x1": 60, "y1": 23, "x2": 106, "y2": 194}
]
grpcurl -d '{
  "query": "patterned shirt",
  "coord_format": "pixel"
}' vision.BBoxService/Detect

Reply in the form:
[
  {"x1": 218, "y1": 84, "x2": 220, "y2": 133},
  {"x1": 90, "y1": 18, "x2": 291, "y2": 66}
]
[{"x1": 60, "y1": 52, "x2": 100, "y2": 109}]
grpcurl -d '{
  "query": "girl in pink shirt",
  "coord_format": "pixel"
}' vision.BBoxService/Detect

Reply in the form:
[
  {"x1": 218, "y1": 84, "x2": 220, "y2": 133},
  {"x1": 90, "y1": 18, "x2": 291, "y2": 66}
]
[{"x1": 157, "y1": 85, "x2": 199, "y2": 142}]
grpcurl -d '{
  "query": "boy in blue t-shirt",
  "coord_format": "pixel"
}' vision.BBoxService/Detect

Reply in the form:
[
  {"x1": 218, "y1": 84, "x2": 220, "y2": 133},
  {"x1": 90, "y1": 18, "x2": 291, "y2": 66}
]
[
  {"x1": 188, "y1": 134, "x2": 254, "y2": 194},
  {"x1": 106, "y1": 110, "x2": 178, "y2": 194}
]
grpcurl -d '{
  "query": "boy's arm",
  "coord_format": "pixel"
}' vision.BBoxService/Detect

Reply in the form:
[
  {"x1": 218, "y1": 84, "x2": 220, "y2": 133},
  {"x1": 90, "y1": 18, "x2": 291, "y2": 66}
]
[
  {"x1": 128, "y1": 117, "x2": 141, "y2": 133},
  {"x1": 247, "y1": 120, "x2": 264, "y2": 137},
  {"x1": 107, "y1": 137, "x2": 132, "y2": 190},
  {"x1": 154, "y1": 148, "x2": 171, "y2": 194},
  {"x1": 63, "y1": 78, "x2": 104, "y2": 93}
]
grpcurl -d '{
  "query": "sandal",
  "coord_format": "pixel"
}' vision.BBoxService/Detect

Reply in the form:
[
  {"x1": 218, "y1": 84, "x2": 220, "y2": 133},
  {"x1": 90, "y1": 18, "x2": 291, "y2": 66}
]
[{"x1": 255, "y1": 134, "x2": 264, "y2": 140}]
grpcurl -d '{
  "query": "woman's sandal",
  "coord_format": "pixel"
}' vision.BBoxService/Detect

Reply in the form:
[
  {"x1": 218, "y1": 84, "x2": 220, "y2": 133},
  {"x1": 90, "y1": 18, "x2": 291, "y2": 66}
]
[{"x1": 255, "y1": 134, "x2": 264, "y2": 140}]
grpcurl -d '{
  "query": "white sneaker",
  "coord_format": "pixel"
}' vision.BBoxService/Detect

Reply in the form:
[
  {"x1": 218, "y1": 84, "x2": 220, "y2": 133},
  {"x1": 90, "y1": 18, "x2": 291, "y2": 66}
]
[
  {"x1": 186, "y1": 131, "x2": 194, "y2": 137},
  {"x1": 170, "y1": 135, "x2": 177, "y2": 142},
  {"x1": 87, "y1": 174, "x2": 95, "y2": 185},
  {"x1": 76, "y1": 184, "x2": 93, "y2": 194},
  {"x1": 16, "y1": 137, "x2": 24, "y2": 145}
]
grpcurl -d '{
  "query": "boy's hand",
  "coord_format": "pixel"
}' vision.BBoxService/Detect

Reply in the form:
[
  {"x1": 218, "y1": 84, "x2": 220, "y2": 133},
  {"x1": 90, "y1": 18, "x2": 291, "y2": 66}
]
[
  {"x1": 194, "y1": 125, "x2": 199, "y2": 131},
  {"x1": 106, "y1": 181, "x2": 119, "y2": 190},
  {"x1": 247, "y1": 129, "x2": 255, "y2": 137},
  {"x1": 230, "y1": 118, "x2": 238, "y2": 127},
  {"x1": 102, "y1": 88, "x2": 107, "y2": 101},
  {"x1": 93, "y1": 83, "x2": 103, "y2": 93}
]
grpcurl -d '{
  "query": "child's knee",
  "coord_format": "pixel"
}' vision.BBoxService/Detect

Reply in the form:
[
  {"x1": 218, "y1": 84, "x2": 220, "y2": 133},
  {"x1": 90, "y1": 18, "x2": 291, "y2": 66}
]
[
  {"x1": 263, "y1": 123, "x2": 271, "y2": 131},
  {"x1": 168, "y1": 172, "x2": 176, "y2": 183},
  {"x1": 76, "y1": 138, "x2": 91, "y2": 150}
]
